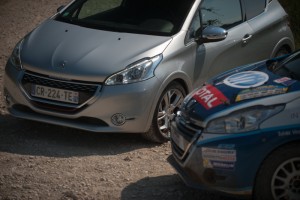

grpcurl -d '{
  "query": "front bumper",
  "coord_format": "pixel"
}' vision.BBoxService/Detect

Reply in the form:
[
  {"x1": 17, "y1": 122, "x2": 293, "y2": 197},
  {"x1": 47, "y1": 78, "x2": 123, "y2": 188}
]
[
  {"x1": 4, "y1": 61, "x2": 161, "y2": 133},
  {"x1": 168, "y1": 121, "x2": 254, "y2": 196}
]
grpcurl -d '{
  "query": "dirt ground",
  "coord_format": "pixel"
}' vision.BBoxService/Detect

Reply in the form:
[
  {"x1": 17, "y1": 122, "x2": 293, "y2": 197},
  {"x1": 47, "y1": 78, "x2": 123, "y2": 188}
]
[{"x1": 0, "y1": 1, "x2": 242, "y2": 199}]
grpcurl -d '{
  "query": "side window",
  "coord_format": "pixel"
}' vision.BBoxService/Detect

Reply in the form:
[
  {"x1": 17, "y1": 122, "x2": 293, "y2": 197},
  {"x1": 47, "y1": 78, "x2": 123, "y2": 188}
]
[
  {"x1": 191, "y1": 11, "x2": 201, "y2": 32},
  {"x1": 185, "y1": 9, "x2": 202, "y2": 43},
  {"x1": 201, "y1": 0, "x2": 243, "y2": 30},
  {"x1": 243, "y1": 0, "x2": 266, "y2": 20}
]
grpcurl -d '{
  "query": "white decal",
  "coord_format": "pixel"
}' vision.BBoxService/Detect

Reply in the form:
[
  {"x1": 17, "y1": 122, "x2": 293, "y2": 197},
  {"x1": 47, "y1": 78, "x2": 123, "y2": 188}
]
[
  {"x1": 278, "y1": 131, "x2": 291, "y2": 137},
  {"x1": 291, "y1": 112, "x2": 300, "y2": 119},
  {"x1": 202, "y1": 147, "x2": 236, "y2": 162},
  {"x1": 278, "y1": 130, "x2": 300, "y2": 137},
  {"x1": 224, "y1": 71, "x2": 269, "y2": 88}
]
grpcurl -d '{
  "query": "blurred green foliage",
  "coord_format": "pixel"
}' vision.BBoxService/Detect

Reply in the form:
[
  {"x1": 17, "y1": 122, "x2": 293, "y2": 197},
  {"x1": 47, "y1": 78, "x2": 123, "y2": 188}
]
[{"x1": 279, "y1": 0, "x2": 300, "y2": 49}]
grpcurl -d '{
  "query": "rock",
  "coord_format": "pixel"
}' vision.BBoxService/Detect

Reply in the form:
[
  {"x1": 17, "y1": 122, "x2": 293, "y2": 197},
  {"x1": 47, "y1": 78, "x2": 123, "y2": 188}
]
[
  {"x1": 61, "y1": 191, "x2": 78, "y2": 200},
  {"x1": 11, "y1": 184, "x2": 22, "y2": 189},
  {"x1": 22, "y1": 185, "x2": 32, "y2": 189},
  {"x1": 123, "y1": 156, "x2": 132, "y2": 162},
  {"x1": 100, "y1": 177, "x2": 107, "y2": 181}
]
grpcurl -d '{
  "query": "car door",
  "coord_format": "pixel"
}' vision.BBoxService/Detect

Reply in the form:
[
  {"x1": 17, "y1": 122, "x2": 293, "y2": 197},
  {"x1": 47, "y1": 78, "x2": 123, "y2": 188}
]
[
  {"x1": 242, "y1": 0, "x2": 293, "y2": 58},
  {"x1": 190, "y1": 0, "x2": 258, "y2": 87}
]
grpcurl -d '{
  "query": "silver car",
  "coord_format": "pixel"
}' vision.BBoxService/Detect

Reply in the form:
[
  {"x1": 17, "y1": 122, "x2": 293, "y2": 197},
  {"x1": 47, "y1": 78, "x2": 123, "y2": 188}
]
[{"x1": 3, "y1": 0, "x2": 295, "y2": 143}]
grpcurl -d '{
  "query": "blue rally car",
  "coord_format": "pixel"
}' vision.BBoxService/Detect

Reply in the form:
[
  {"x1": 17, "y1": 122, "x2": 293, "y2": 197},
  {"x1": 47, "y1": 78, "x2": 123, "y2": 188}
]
[{"x1": 168, "y1": 50, "x2": 300, "y2": 199}]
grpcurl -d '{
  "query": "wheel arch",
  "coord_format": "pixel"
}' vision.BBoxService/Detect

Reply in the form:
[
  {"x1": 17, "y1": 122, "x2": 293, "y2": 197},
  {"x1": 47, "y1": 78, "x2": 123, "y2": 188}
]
[
  {"x1": 171, "y1": 78, "x2": 190, "y2": 95},
  {"x1": 270, "y1": 37, "x2": 295, "y2": 58},
  {"x1": 144, "y1": 72, "x2": 193, "y2": 133},
  {"x1": 252, "y1": 139, "x2": 300, "y2": 199},
  {"x1": 253, "y1": 139, "x2": 300, "y2": 188}
]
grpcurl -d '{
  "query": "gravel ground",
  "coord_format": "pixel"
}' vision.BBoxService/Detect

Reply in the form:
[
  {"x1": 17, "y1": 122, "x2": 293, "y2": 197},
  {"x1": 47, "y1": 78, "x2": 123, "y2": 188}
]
[{"x1": 0, "y1": 1, "x2": 245, "y2": 199}]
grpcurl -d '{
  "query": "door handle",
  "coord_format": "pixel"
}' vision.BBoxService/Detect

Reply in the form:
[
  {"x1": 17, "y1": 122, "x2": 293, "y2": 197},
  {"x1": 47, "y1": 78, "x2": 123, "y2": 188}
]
[{"x1": 242, "y1": 34, "x2": 252, "y2": 44}]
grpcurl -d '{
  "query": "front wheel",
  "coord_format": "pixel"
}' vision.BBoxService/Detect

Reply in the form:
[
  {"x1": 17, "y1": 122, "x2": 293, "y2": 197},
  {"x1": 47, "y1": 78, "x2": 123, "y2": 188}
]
[
  {"x1": 253, "y1": 143, "x2": 300, "y2": 200},
  {"x1": 142, "y1": 82, "x2": 186, "y2": 143}
]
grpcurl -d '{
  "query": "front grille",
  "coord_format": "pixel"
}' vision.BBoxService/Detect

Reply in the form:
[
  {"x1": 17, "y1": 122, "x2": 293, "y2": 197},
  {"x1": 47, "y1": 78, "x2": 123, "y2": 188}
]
[
  {"x1": 171, "y1": 140, "x2": 185, "y2": 158},
  {"x1": 21, "y1": 71, "x2": 101, "y2": 111},
  {"x1": 171, "y1": 117, "x2": 203, "y2": 161},
  {"x1": 177, "y1": 117, "x2": 203, "y2": 141},
  {"x1": 12, "y1": 104, "x2": 109, "y2": 127}
]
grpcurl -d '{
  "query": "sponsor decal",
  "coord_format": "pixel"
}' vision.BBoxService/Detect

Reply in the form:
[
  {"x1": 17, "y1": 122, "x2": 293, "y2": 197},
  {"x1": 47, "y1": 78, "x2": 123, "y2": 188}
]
[
  {"x1": 235, "y1": 85, "x2": 288, "y2": 102},
  {"x1": 211, "y1": 161, "x2": 235, "y2": 170},
  {"x1": 274, "y1": 77, "x2": 297, "y2": 86},
  {"x1": 278, "y1": 130, "x2": 300, "y2": 137},
  {"x1": 203, "y1": 159, "x2": 235, "y2": 170},
  {"x1": 202, "y1": 147, "x2": 236, "y2": 162},
  {"x1": 224, "y1": 71, "x2": 269, "y2": 88},
  {"x1": 291, "y1": 112, "x2": 300, "y2": 119},
  {"x1": 203, "y1": 158, "x2": 213, "y2": 168},
  {"x1": 202, "y1": 147, "x2": 237, "y2": 170},
  {"x1": 278, "y1": 130, "x2": 291, "y2": 137},
  {"x1": 193, "y1": 85, "x2": 228, "y2": 110}
]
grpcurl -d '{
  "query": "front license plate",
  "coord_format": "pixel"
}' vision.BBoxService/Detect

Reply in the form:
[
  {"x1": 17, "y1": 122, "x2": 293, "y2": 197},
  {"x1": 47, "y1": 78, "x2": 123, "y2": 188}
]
[{"x1": 31, "y1": 84, "x2": 79, "y2": 104}]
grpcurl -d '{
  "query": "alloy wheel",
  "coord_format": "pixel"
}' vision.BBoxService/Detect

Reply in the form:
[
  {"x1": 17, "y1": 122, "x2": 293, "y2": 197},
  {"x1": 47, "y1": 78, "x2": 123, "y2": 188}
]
[
  {"x1": 156, "y1": 88, "x2": 185, "y2": 138},
  {"x1": 271, "y1": 157, "x2": 300, "y2": 200}
]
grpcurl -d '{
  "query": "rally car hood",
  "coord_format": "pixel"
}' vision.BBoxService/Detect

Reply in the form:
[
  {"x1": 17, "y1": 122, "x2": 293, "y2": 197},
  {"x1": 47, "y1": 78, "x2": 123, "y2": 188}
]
[
  {"x1": 182, "y1": 59, "x2": 300, "y2": 121},
  {"x1": 20, "y1": 19, "x2": 172, "y2": 82}
]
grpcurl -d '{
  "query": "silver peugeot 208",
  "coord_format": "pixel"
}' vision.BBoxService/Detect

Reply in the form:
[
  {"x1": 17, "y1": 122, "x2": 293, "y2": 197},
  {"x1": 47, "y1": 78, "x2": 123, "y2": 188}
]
[{"x1": 4, "y1": 0, "x2": 295, "y2": 143}]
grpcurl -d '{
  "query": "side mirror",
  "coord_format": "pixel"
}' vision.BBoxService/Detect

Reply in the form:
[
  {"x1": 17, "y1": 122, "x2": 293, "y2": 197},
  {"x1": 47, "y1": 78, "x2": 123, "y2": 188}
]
[
  {"x1": 195, "y1": 26, "x2": 228, "y2": 44},
  {"x1": 57, "y1": 5, "x2": 65, "y2": 13}
]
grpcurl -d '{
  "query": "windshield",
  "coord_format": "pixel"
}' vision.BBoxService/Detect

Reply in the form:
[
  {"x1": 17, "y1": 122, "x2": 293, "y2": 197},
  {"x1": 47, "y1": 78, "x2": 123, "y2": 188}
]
[
  {"x1": 55, "y1": 0, "x2": 195, "y2": 36},
  {"x1": 273, "y1": 51, "x2": 300, "y2": 81}
]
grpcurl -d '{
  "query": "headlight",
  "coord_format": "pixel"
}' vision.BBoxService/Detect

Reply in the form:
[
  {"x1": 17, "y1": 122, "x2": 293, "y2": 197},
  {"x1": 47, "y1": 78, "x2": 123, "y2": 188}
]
[
  {"x1": 10, "y1": 39, "x2": 24, "y2": 70},
  {"x1": 105, "y1": 54, "x2": 162, "y2": 85},
  {"x1": 205, "y1": 105, "x2": 284, "y2": 134}
]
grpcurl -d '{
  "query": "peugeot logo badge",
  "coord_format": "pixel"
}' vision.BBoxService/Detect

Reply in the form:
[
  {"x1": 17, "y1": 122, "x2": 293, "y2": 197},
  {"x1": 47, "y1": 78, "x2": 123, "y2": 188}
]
[{"x1": 223, "y1": 71, "x2": 269, "y2": 88}]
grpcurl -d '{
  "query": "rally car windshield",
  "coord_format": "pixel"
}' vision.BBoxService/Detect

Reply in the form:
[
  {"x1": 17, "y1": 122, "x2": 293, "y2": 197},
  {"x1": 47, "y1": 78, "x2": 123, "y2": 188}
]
[
  {"x1": 273, "y1": 51, "x2": 300, "y2": 81},
  {"x1": 55, "y1": 0, "x2": 195, "y2": 36}
]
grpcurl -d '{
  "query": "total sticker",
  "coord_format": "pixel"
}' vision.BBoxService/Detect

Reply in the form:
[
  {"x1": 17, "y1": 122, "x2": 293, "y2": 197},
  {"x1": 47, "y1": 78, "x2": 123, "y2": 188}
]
[{"x1": 193, "y1": 85, "x2": 228, "y2": 110}]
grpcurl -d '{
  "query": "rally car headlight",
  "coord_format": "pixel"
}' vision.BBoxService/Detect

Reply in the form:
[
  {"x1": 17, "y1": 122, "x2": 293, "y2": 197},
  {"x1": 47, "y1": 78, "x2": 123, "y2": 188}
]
[
  {"x1": 205, "y1": 105, "x2": 284, "y2": 134},
  {"x1": 10, "y1": 39, "x2": 24, "y2": 70},
  {"x1": 105, "y1": 54, "x2": 162, "y2": 85}
]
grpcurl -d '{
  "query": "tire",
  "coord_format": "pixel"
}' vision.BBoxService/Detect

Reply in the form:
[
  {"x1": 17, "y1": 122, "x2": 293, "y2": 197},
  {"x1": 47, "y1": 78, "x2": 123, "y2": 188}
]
[
  {"x1": 274, "y1": 46, "x2": 290, "y2": 58},
  {"x1": 253, "y1": 143, "x2": 300, "y2": 200},
  {"x1": 142, "y1": 82, "x2": 186, "y2": 143}
]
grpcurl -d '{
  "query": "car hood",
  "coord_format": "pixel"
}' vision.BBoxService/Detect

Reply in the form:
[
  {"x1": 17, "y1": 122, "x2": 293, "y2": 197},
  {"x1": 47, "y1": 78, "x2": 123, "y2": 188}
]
[
  {"x1": 21, "y1": 19, "x2": 172, "y2": 82},
  {"x1": 182, "y1": 60, "x2": 300, "y2": 121}
]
